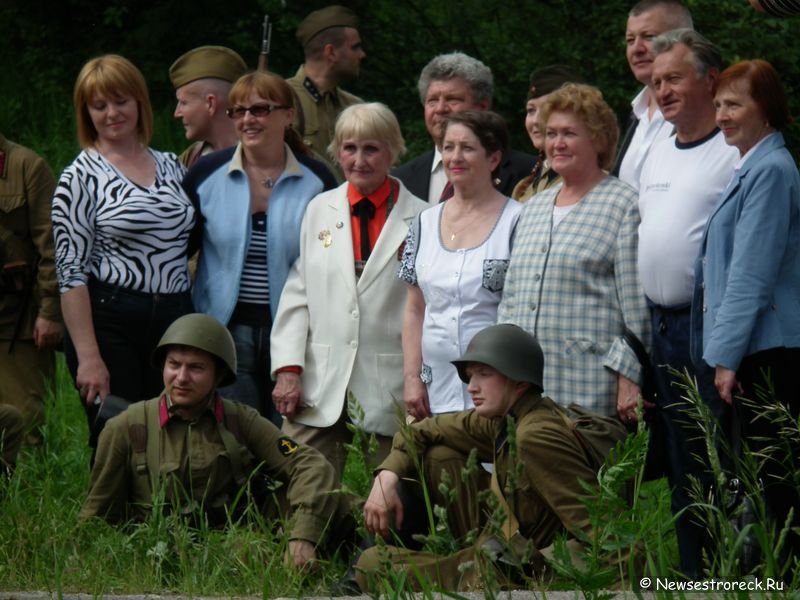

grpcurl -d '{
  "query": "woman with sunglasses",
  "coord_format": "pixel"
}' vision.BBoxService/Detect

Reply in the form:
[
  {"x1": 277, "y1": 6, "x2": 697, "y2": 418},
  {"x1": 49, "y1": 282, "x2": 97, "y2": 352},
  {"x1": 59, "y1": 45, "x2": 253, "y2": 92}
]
[{"x1": 184, "y1": 71, "x2": 336, "y2": 424}]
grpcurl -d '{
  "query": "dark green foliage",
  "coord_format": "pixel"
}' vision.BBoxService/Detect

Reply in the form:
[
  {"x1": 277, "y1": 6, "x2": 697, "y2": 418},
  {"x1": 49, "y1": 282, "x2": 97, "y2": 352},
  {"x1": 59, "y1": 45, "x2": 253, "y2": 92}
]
[{"x1": 2, "y1": 0, "x2": 800, "y2": 172}]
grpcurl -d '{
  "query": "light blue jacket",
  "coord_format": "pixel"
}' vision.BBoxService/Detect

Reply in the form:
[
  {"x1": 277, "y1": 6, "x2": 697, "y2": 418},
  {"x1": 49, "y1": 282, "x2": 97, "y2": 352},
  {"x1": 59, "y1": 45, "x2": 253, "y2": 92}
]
[
  {"x1": 185, "y1": 144, "x2": 334, "y2": 324},
  {"x1": 692, "y1": 133, "x2": 800, "y2": 370}
]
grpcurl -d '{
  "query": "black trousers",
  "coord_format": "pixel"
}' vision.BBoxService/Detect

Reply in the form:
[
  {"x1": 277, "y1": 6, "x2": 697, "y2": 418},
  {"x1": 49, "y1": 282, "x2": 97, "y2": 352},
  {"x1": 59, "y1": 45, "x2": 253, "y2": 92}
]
[{"x1": 64, "y1": 279, "x2": 193, "y2": 451}]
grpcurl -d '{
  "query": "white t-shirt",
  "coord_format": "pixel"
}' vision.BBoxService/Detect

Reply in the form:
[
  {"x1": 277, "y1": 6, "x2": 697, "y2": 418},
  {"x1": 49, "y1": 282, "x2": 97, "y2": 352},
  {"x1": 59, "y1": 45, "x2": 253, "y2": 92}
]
[
  {"x1": 618, "y1": 87, "x2": 673, "y2": 190},
  {"x1": 638, "y1": 129, "x2": 739, "y2": 306}
]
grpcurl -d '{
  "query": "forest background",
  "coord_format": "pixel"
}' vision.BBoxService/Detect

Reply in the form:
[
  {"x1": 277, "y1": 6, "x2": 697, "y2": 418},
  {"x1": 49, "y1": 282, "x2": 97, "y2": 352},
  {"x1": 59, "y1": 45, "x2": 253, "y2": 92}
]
[
  {"x1": 1, "y1": 0, "x2": 799, "y2": 594},
  {"x1": 1, "y1": 0, "x2": 800, "y2": 173}
]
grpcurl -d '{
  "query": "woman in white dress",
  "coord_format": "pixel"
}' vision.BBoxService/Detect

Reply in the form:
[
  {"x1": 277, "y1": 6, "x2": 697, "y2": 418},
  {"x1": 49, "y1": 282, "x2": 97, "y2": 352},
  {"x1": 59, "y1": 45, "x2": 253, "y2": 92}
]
[{"x1": 399, "y1": 111, "x2": 522, "y2": 419}]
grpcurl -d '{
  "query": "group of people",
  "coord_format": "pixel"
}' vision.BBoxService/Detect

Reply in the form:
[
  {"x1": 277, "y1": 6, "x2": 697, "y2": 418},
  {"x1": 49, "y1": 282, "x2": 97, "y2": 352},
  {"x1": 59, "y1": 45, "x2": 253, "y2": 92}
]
[{"x1": 2, "y1": 0, "x2": 799, "y2": 590}]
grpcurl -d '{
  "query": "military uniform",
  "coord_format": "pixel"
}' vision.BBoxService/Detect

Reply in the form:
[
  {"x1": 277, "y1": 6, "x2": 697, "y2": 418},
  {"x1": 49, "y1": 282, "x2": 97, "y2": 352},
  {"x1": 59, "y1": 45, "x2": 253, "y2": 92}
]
[
  {"x1": 81, "y1": 393, "x2": 349, "y2": 545},
  {"x1": 356, "y1": 392, "x2": 600, "y2": 591},
  {"x1": 178, "y1": 140, "x2": 213, "y2": 169},
  {"x1": 287, "y1": 65, "x2": 362, "y2": 181},
  {"x1": 0, "y1": 134, "x2": 60, "y2": 436}
]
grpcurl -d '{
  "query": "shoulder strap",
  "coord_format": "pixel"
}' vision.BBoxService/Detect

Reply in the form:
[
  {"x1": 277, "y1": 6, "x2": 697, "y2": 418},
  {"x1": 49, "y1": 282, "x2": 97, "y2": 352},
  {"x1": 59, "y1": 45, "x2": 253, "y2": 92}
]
[
  {"x1": 127, "y1": 401, "x2": 155, "y2": 498},
  {"x1": 622, "y1": 327, "x2": 649, "y2": 368},
  {"x1": 490, "y1": 468, "x2": 520, "y2": 541}
]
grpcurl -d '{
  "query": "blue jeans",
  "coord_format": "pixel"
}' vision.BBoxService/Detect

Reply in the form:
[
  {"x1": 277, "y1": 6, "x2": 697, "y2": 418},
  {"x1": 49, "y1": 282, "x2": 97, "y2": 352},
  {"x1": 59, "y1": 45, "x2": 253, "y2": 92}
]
[
  {"x1": 65, "y1": 279, "x2": 193, "y2": 451},
  {"x1": 219, "y1": 321, "x2": 281, "y2": 426},
  {"x1": 649, "y1": 302, "x2": 723, "y2": 577}
]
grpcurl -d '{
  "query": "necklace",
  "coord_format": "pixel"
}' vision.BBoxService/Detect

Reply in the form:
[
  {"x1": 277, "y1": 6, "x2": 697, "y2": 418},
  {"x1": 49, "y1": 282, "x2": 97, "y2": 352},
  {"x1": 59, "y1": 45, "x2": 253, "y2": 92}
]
[
  {"x1": 246, "y1": 162, "x2": 283, "y2": 190},
  {"x1": 445, "y1": 204, "x2": 486, "y2": 241}
]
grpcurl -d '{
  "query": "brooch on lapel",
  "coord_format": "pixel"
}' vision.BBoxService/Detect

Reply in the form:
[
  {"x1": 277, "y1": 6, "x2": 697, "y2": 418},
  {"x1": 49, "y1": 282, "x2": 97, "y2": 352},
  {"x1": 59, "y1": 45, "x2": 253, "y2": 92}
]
[{"x1": 318, "y1": 229, "x2": 332, "y2": 248}]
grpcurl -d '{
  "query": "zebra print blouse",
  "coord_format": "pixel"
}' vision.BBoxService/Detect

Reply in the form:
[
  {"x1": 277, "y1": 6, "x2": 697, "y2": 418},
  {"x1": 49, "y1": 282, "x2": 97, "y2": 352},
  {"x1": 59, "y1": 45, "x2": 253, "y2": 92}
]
[{"x1": 52, "y1": 148, "x2": 195, "y2": 294}]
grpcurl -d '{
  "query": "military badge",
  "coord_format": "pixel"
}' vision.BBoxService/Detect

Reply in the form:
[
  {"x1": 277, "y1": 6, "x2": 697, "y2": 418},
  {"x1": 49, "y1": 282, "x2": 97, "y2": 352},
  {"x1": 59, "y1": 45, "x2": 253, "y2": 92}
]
[
  {"x1": 318, "y1": 229, "x2": 332, "y2": 247},
  {"x1": 278, "y1": 436, "x2": 299, "y2": 456}
]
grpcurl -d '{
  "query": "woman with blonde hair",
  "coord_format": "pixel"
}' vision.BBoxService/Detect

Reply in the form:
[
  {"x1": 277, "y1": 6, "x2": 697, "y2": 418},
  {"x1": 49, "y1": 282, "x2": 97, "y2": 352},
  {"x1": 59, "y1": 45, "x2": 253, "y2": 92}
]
[
  {"x1": 498, "y1": 83, "x2": 649, "y2": 418},
  {"x1": 271, "y1": 103, "x2": 426, "y2": 477},
  {"x1": 185, "y1": 70, "x2": 336, "y2": 424},
  {"x1": 52, "y1": 55, "x2": 195, "y2": 452}
]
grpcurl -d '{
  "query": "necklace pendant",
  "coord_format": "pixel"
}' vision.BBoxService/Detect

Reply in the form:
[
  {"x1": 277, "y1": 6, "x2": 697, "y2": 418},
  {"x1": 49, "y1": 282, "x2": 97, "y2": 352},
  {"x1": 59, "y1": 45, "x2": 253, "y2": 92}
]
[
  {"x1": 262, "y1": 177, "x2": 274, "y2": 189},
  {"x1": 450, "y1": 233, "x2": 456, "y2": 241}
]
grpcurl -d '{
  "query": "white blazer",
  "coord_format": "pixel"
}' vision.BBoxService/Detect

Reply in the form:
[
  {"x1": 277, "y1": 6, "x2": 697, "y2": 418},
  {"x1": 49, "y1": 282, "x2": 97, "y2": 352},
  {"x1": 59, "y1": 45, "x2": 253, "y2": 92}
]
[{"x1": 270, "y1": 179, "x2": 427, "y2": 435}]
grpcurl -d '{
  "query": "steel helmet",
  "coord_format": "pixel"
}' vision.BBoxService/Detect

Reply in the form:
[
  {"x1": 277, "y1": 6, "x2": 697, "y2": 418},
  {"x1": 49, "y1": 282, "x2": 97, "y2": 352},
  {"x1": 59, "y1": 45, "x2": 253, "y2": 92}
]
[
  {"x1": 451, "y1": 323, "x2": 544, "y2": 392},
  {"x1": 152, "y1": 313, "x2": 237, "y2": 386}
]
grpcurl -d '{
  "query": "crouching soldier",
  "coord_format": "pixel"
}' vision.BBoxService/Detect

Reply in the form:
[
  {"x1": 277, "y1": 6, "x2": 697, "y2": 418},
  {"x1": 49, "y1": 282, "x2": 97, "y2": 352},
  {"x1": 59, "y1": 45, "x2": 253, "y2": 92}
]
[
  {"x1": 80, "y1": 313, "x2": 352, "y2": 569},
  {"x1": 356, "y1": 323, "x2": 629, "y2": 591}
]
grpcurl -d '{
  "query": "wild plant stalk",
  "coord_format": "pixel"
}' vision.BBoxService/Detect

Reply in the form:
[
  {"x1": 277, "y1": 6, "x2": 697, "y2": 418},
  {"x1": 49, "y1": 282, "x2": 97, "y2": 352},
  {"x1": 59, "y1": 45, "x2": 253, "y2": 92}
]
[{"x1": 675, "y1": 370, "x2": 800, "y2": 589}]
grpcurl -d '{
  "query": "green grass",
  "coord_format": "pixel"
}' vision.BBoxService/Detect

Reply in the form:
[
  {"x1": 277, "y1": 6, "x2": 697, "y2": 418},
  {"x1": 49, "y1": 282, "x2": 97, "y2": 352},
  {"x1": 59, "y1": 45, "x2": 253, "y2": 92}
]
[
  {"x1": 2, "y1": 360, "x2": 798, "y2": 596},
  {"x1": 0, "y1": 355, "x2": 351, "y2": 594}
]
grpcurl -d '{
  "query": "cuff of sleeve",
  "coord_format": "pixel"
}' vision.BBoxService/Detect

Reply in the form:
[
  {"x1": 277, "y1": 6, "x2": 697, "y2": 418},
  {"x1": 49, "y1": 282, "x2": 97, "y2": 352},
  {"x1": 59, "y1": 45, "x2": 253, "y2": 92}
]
[
  {"x1": 289, "y1": 511, "x2": 329, "y2": 545},
  {"x1": 38, "y1": 297, "x2": 63, "y2": 322},
  {"x1": 603, "y1": 337, "x2": 642, "y2": 383}
]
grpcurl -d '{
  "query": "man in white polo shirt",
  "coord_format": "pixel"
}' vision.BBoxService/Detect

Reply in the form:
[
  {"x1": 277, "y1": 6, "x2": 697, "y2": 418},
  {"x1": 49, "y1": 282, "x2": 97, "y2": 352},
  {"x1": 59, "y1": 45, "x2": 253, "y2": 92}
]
[
  {"x1": 612, "y1": 0, "x2": 693, "y2": 188},
  {"x1": 636, "y1": 28, "x2": 738, "y2": 579}
]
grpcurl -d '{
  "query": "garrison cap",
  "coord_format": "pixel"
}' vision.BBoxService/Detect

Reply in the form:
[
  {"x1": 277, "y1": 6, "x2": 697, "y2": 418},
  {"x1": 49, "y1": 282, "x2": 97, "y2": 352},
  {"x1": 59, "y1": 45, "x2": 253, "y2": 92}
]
[
  {"x1": 296, "y1": 5, "x2": 359, "y2": 47},
  {"x1": 169, "y1": 46, "x2": 248, "y2": 89},
  {"x1": 527, "y1": 65, "x2": 583, "y2": 100}
]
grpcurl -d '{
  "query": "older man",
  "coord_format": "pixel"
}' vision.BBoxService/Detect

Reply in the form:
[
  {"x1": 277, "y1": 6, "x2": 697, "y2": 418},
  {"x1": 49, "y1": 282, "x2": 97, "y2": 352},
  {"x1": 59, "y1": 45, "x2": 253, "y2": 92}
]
[
  {"x1": 169, "y1": 46, "x2": 248, "y2": 167},
  {"x1": 635, "y1": 29, "x2": 738, "y2": 578},
  {"x1": 287, "y1": 5, "x2": 365, "y2": 179},
  {"x1": 82, "y1": 313, "x2": 352, "y2": 569},
  {"x1": 612, "y1": 0, "x2": 693, "y2": 188},
  {"x1": 393, "y1": 52, "x2": 536, "y2": 203}
]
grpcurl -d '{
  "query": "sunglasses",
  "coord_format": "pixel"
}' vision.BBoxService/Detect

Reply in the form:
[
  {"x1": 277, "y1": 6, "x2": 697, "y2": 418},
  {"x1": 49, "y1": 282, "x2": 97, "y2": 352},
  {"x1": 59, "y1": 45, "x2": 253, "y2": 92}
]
[{"x1": 226, "y1": 103, "x2": 289, "y2": 119}]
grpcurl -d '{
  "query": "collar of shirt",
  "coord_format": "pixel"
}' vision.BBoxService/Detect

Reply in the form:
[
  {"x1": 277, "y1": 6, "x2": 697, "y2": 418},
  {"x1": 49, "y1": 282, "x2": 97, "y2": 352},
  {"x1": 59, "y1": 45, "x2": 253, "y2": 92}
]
[
  {"x1": 347, "y1": 177, "x2": 391, "y2": 209},
  {"x1": 735, "y1": 131, "x2": 776, "y2": 172},
  {"x1": 228, "y1": 143, "x2": 304, "y2": 181},
  {"x1": 631, "y1": 87, "x2": 662, "y2": 122},
  {"x1": 428, "y1": 147, "x2": 448, "y2": 203},
  {"x1": 347, "y1": 177, "x2": 392, "y2": 263},
  {"x1": 159, "y1": 392, "x2": 224, "y2": 428}
]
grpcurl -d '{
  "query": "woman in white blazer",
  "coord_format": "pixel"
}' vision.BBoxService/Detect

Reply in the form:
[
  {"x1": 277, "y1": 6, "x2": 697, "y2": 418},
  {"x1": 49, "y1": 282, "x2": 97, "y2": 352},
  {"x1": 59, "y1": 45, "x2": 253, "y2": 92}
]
[{"x1": 270, "y1": 103, "x2": 427, "y2": 478}]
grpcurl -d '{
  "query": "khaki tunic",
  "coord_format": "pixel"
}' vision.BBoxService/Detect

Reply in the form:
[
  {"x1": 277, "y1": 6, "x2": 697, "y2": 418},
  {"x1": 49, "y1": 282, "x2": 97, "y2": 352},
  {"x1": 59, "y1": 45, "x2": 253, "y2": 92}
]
[
  {"x1": 286, "y1": 65, "x2": 363, "y2": 182},
  {"x1": 356, "y1": 393, "x2": 598, "y2": 591},
  {"x1": 81, "y1": 395, "x2": 345, "y2": 544},
  {"x1": 0, "y1": 134, "x2": 60, "y2": 431},
  {"x1": 511, "y1": 163, "x2": 562, "y2": 203},
  {"x1": 178, "y1": 140, "x2": 213, "y2": 169}
]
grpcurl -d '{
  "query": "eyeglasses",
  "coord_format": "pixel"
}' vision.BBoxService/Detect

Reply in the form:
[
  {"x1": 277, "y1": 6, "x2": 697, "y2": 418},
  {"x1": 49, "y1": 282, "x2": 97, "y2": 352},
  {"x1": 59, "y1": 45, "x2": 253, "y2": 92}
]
[{"x1": 226, "y1": 103, "x2": 289, "y2": 119}]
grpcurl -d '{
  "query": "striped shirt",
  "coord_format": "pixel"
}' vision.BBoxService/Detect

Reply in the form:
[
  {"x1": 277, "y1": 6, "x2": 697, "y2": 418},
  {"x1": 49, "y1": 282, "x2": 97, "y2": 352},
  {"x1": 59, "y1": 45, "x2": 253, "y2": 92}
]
[
  {"x1": 237, "y1": 212, "x2": 270, "y2": 305},
  {"x1": 52, "y1": 148, "x2": 194, "y2": 294}
]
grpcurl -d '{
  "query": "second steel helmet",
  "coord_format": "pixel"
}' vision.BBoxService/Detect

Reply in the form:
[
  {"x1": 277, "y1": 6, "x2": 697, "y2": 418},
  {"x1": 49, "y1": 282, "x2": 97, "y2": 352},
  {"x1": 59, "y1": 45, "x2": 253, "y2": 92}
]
[
  {"x1": 451, "y1": 324, "x2": 544, "y2": 392},
  {"x1": 152, "y1": 313, "x2": 237, "y2": 386}
]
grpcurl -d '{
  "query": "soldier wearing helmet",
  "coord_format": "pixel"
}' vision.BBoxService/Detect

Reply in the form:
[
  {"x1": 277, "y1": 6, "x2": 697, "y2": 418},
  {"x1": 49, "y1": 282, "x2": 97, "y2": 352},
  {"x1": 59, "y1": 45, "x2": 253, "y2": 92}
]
[
  {"x1": 81, "y1": 313, "x2": 351, "y2": 570},
  {"x1": 355, "y1": 324, "x2": 609, "y2": 591}
]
